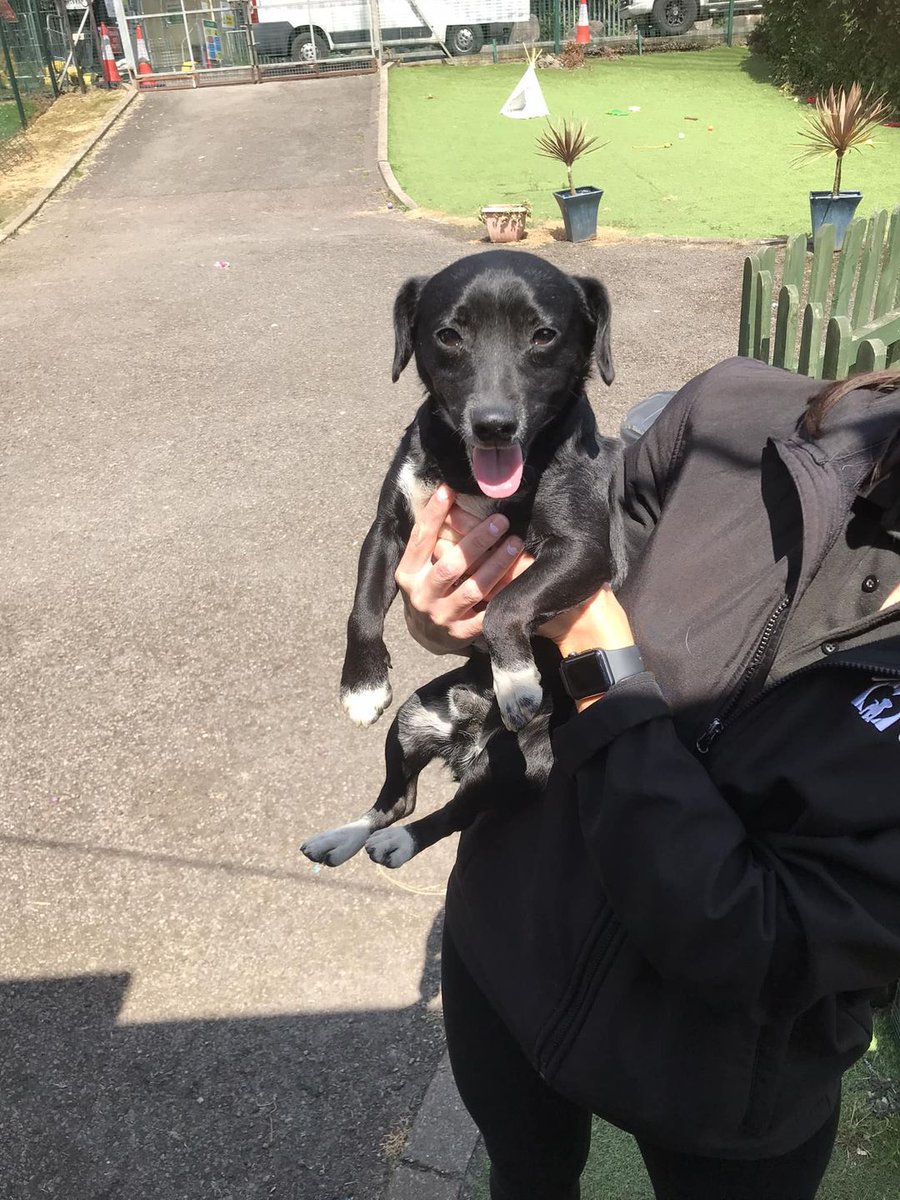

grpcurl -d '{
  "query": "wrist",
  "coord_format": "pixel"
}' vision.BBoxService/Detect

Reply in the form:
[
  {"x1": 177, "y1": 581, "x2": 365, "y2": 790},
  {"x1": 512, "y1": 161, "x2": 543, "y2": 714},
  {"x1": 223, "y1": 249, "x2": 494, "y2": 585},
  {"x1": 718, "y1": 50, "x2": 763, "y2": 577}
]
[{"x1": 559, "y1": 644, "x2": 645, "y2": 712}]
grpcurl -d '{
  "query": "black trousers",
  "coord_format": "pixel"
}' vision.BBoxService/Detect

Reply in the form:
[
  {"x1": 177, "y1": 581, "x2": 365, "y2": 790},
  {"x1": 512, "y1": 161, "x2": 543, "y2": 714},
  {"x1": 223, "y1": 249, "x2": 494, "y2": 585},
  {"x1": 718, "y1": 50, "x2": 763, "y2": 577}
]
[{"x1": 442, "y1": 929, "x2": 840, "y2": 1200}]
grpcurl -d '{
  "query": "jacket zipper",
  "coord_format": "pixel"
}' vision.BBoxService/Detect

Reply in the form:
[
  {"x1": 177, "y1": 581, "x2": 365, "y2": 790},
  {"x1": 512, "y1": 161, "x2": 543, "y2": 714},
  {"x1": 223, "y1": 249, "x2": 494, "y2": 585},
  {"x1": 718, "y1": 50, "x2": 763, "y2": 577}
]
[
  {"x1": 696, "y1": 655, "x2": 900, "y2": 756},
  {"x1": 696, "y1": 595, "x2": 791, "y2": 754}
]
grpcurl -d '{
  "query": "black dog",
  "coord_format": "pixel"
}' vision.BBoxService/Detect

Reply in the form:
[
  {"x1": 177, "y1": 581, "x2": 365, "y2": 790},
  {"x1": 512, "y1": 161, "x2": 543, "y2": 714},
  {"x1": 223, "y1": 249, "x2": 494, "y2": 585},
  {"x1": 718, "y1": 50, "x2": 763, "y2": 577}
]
[{"x1": 301, "y1": 251, "x2": 624, "y2": 869}]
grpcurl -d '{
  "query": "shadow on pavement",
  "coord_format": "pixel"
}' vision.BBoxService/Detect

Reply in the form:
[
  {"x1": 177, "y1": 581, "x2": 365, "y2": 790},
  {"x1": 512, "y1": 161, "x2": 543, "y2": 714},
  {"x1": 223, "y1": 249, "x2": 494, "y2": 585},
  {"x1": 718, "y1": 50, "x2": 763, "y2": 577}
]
[{"x1": 0, "y1": 910, "x2": 446, "y2": 1200}]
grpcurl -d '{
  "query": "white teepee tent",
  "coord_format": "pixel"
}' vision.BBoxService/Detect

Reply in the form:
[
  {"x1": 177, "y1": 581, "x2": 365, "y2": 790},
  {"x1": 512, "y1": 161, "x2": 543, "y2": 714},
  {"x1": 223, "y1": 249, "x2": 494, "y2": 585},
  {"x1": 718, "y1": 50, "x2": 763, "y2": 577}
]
[{"x1": 500, "y1": 47, "x2": 549, "y2": 120}]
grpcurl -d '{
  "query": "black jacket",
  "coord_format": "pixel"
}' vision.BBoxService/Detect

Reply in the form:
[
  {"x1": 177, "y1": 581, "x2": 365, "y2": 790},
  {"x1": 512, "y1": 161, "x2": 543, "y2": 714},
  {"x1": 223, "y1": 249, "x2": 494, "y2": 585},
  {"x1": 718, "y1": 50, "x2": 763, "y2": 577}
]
[{"x1": 445, "y1": 357, "x2": 900, "y2": 1159}]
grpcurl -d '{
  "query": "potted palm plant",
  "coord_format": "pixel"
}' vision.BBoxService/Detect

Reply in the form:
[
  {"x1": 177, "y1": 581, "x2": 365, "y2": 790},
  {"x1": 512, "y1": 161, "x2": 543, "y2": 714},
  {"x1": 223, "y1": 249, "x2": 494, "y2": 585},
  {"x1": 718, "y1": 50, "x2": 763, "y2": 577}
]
[
  {"x1": 536, "y1": 119, "x2": 607, "y2": 243},
  {"x1": 794, "y1": 83, "x2": 889, "y2": 250}
]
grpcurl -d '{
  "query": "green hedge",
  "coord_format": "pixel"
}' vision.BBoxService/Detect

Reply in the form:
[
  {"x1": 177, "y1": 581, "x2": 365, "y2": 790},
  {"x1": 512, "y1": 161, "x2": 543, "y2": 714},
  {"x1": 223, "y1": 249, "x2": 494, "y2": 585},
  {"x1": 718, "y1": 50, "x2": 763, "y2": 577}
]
[{"x1": 749, "y1": 0, "x2": 900, "y2": 112}]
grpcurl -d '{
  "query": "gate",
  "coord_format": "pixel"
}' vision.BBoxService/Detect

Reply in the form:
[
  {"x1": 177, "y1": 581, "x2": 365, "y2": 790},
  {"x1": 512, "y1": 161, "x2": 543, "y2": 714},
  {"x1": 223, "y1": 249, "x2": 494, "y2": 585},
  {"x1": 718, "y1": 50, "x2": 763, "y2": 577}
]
[
  {"x1": 249, "y1": 0, "x2": 376, "y2": 78},
  {"x1": 123, "y1": 0, "x2": 376, "y2": 86},
  {"x1": 123, "y1": 1, "x2": 255, "y2": 87}
]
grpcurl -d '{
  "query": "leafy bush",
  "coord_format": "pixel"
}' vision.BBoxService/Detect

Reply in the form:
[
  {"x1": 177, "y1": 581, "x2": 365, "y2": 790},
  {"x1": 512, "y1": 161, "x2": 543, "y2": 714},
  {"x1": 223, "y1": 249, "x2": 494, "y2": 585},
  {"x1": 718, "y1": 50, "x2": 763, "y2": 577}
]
[{"x1": 749, "y1": 0, "x2": 900, "y2": 112}]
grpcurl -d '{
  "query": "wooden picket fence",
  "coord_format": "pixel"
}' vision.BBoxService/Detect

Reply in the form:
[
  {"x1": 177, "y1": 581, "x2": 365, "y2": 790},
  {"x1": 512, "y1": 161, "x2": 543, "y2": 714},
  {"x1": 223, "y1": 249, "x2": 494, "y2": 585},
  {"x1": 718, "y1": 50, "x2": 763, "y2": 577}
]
[{"x1": 739, "y1": 206, "x2": 900, "y2": 380}]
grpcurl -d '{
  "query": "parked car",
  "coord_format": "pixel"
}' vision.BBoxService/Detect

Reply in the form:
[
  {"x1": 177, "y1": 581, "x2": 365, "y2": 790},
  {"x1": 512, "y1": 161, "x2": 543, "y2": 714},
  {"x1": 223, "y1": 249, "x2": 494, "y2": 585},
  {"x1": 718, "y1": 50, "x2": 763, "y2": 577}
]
[
  {"x1": 249, "y1": 0, "x2": 528, "y2": 60},
  {"x1": 619, "y1": 0, "x2": 761, "y2": 37}
]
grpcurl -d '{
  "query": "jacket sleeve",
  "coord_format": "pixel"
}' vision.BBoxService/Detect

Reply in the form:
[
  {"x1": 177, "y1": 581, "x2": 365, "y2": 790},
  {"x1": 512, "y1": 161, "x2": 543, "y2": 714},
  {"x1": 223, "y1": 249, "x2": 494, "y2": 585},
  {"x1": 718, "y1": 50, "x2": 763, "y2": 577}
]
[
  {"x1": 613, "y1": 376, "x2": 694, "y2": 566},
  {"x1": 553, "y1": 674, "x2": 900, "y2": 1021}
]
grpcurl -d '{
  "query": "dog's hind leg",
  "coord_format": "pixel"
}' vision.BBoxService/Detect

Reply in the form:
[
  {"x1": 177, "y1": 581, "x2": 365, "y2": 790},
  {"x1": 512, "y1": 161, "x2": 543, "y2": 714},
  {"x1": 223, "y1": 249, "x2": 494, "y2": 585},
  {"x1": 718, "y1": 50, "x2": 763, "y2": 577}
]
[
  {"x1": 365, "y1": 710, "x2": 551, "y2": 869},
  {"x1": 301, "y1": 670, "x2": 475, "y2": 868}
]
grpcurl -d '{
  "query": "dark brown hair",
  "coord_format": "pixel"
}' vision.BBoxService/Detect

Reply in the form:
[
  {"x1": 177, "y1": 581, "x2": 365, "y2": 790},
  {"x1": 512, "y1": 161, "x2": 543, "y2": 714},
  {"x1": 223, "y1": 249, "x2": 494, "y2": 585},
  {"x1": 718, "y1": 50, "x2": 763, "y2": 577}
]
[{"x1": 804, "y1": 368, "x2": 900, "y2": 437}]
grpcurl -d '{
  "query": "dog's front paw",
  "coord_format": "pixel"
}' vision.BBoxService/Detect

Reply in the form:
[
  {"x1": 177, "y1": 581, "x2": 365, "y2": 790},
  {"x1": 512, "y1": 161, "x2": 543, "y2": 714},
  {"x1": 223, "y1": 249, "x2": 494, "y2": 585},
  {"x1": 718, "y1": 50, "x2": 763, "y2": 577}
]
[
  {"x1": 340, "y1": 680, "x2": 393, "y2": 727},
  {"x1": 493, "y1": 663, "x2": 543, "y2": 732},
  {"x1": 365, "y1": 826, "x2": 417, "y2": 869},
  {"x1": 301, "y1": 820, "x2": 372, "y2": 867}
]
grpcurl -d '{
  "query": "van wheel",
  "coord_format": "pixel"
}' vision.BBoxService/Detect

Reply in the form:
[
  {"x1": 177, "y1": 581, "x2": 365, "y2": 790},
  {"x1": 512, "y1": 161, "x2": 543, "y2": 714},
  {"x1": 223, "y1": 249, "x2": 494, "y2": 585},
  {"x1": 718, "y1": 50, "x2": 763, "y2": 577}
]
[
  {"x1": 446, "y1": 24, "x2": 484, "y2": 55},
  {"x1": 291, "y1": 30, "x2": 330, "y2": 62},
  {"x1": 651, "y1": 0, "x2": 698, "y2": 35}
]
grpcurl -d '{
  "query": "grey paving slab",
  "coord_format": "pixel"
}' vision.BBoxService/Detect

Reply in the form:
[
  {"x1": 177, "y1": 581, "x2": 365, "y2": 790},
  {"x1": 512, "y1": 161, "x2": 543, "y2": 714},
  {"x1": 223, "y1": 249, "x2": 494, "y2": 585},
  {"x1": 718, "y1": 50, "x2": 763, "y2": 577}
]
[
  {"x1": 0, "y1": 73, "x2": 749, "y2": 1200},
  {"x1": 386, "y1": 1164, "x2": 463, "y2": 1200}
]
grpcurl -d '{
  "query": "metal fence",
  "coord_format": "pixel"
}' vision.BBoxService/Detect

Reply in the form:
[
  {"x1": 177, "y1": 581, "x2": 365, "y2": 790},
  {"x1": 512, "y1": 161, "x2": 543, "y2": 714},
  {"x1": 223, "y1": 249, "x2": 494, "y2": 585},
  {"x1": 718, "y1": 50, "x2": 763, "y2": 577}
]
[
  {"x1": 530, "y1": 0, "x2": 750, "y2": 50},
  {"x1": 125, "y1": 2, "x2": 255, "y2": 86},
  {"x1": 0, "y1": 0, "x2": 61, "y2": 146},
  {"x1": 103, "y1": 0, "x2": 752, "y2": 90}
]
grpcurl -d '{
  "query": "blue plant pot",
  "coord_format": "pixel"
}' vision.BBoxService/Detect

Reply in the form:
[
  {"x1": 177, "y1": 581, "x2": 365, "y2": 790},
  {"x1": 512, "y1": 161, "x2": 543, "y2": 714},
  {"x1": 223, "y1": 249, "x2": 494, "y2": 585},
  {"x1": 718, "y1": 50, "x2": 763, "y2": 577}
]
[
  {"x1": 554, "y1": 187, "x2": 603, "y2": 242},
  {"x1": 809, "y1": 191, "x2": 863, "y2": 250}
]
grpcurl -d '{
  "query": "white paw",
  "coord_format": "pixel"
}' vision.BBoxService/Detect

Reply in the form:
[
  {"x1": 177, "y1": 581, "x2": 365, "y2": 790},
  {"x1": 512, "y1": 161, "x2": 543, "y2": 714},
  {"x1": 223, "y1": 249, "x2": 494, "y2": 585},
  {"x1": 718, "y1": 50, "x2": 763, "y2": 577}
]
[
  {"x1": 301, "y1": 819, "x2": 371, "y2": 867},
  {"x1": 341, "y1": 681, "x2": 392, "y2": 727},
  {"x1": 493, "y1": 662, "x2": 543, "y2": 732},
  {"x1": 365, "y1": 826, "x2": 417, "y2": 869}
]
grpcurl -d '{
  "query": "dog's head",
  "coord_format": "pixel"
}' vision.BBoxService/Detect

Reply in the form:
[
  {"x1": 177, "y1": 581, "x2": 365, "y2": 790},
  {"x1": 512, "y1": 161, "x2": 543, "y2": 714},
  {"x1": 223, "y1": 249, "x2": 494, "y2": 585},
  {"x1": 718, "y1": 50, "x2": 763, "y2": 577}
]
[{"x1": 391, "y1": 250, "x2": 613, "y2": 499}]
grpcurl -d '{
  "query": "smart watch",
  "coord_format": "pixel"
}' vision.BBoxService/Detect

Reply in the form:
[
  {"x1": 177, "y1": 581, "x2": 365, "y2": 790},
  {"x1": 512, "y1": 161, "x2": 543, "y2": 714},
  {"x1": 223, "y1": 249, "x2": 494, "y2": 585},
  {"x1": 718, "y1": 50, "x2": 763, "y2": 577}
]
[{"x1": 560, "y1": 645, "x2": 645, "y2": 702}]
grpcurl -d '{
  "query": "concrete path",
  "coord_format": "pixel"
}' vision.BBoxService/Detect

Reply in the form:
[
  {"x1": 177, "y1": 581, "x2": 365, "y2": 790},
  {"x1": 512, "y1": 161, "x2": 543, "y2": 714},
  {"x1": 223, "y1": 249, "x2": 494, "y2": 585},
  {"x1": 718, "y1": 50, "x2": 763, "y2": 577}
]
[{"x1": 0, "y1": 76, "x2": 748, "y2": 1199}]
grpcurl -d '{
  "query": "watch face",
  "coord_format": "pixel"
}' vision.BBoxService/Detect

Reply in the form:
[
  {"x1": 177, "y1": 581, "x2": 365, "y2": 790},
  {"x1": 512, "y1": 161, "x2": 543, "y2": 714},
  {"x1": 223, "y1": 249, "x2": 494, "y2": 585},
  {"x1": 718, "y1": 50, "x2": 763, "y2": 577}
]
[{"x1": 564, "y1": 652, "x2": 609, "y2": 698}]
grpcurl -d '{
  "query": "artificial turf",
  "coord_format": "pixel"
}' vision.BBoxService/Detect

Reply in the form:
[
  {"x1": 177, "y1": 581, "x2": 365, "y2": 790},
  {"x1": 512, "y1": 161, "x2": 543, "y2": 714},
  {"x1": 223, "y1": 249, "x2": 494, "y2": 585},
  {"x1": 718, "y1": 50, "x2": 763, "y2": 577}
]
[{"x1": 388, "y1": 47, "x2": 900, "y2": 240}]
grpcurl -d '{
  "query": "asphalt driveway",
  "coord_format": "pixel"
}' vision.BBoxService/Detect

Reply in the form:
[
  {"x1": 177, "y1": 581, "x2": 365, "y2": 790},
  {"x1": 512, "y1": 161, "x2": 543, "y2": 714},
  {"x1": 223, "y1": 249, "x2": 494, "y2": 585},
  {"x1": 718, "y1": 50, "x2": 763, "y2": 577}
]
[{"x1": 0, "y1": 75, "x2": 747, "y2": 1199}]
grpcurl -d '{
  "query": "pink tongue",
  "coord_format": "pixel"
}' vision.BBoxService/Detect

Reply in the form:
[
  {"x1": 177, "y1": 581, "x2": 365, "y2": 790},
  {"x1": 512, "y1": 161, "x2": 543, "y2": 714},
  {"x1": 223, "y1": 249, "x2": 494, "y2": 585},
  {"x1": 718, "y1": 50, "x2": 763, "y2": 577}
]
[{"x1": 471, "y1": 445, "x2": 524, "y2": 498}]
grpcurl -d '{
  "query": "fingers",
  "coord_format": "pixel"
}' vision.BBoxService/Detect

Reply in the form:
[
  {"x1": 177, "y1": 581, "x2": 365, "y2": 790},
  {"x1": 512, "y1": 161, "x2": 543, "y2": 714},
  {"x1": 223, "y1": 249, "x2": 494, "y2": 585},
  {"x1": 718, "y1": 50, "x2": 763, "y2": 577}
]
[
  {"x1": 395, "y1": 485, "x2": 456, "y2": 581},
  {"x1": 444, "y1": 504, "x2": 481, "y2": 537},
  {"x1": 424, "y1": 513, "x2": 514, "y2": 601},
  {"x1": 394, "y1": 482, "x2": 534, "y2": 652},
  {"x1": 452, "y1": 537, "x2": 526, "y2": 613}
]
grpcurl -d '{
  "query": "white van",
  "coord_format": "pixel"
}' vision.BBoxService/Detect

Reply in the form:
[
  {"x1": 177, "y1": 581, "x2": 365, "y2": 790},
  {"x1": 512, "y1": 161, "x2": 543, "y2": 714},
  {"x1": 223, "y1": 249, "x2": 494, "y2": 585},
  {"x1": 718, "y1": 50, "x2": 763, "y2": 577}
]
[{"x1": 249, "y1": 0, "x2": 529, "y2": 60}]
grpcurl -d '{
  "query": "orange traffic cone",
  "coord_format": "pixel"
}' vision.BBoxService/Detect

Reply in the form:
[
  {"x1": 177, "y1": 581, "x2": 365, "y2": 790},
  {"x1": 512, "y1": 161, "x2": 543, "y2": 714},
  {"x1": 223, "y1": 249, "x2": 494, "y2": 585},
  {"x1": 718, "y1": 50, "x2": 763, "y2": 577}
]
[
  {"x1": 100, "y1": 23, "x2": 121, "y2": 85},
  {"x1": 575, "y1": 0, "x2": 590, "y2": 44},
  {"x1": 135, "y1": 23, "x2": 153, "y2": 83}
]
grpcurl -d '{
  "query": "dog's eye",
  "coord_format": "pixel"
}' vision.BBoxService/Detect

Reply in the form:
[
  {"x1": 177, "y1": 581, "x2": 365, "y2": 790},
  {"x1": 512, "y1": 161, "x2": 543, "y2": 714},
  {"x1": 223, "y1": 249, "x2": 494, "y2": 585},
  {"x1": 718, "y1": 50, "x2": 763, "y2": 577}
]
[
  {"x1": 531, "y1": 328, "x2": 557, "y2": 347},
  {"x1": 436, "y1": 328, "x2": 463, "y2": 349}
]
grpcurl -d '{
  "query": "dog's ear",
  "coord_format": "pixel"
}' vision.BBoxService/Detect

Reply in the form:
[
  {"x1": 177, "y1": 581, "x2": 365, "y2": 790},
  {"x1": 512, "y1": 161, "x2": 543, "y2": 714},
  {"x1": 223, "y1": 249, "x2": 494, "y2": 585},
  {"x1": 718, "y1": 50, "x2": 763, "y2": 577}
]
[
  {"x1": 574, "y1": 276, "x2": 614, "y2": 386},
  {"x1": 392, "y1": 276, "x2": 428, "y2": 382}
]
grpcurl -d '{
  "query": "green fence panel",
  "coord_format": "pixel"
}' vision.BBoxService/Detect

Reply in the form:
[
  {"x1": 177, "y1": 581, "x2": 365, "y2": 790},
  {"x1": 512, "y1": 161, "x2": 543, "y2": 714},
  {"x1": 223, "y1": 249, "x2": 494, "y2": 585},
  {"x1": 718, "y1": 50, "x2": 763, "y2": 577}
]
[
  {"x1": 808, "y1": 222, "x2": 836, "y2": 308},
  {"x1": 854, "y1": 338, "x2": 888, "y2": 373},
  {"x1": 823, "y1": 315, "x2": 854, "y2": 380},
  {"x1": 798, "y1": 302, "x2": 825, "y2": 378},
  {"x1": 781, "y1": 234, "x2": 807, "y2": 297},
  {"x1": 738, "y1": 255, "x2": 759, "y2": 358},
  {"x1": 831, "y1": 217, "x2": 867, "y2": 319},
  {"x1": 773, "y1": 284, "x2": 800, "y2": 371},
  {"x1": 873, "y1": 207, "x2": 900, "y2": 319},
  {"x1": 852, "y1": 209, "x2": 888, "y2": 329},
  {"x1": 755, "y1": 269, "x2": 774, "y2": 363}
]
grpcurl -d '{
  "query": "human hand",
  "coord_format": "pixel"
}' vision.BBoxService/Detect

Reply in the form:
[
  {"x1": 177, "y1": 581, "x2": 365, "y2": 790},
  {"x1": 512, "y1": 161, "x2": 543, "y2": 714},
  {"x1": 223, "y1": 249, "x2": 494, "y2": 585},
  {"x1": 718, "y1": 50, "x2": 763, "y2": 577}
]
[{"x1": 394, "y1": 485, "x2": 527, "y2": 654}]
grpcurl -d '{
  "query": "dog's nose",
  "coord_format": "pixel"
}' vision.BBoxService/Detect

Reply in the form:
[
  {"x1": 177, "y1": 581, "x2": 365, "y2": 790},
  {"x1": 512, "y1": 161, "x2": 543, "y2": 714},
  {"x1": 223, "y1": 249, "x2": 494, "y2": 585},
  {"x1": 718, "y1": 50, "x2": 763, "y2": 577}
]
[{"x1": 471, "y1": 410, "x2": 519, "y2": 444}]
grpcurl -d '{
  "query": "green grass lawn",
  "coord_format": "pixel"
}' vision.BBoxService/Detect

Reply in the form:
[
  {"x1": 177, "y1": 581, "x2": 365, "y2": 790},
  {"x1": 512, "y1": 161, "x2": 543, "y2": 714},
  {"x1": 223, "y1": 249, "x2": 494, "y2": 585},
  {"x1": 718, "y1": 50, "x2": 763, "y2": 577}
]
[
  {"x1": 388, "y1": 48, "x2": 900, "y2": 239},
  {"x1": 471, "y1": 1013, "x2": 900, "y2": 1199}
]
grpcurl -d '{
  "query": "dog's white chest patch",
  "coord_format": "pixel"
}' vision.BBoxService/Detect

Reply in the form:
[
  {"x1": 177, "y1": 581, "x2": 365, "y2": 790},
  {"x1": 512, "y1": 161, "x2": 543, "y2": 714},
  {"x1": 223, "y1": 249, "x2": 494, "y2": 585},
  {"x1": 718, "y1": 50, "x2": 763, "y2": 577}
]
[
  {"x1": 397, "y1": 460, "x2": 435, "y2": 522},
  {"x1": 397, "y1": 459, "x2": 496, "y2": 522}
]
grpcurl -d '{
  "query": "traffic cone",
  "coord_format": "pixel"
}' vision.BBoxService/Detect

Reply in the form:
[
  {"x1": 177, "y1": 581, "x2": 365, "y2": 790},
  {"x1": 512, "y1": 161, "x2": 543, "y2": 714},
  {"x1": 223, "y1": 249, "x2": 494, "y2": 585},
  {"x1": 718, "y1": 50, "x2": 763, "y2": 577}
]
[
  {"x1": 100, "y1": 23, "x2": 121, "y2": 85},
  {"x1": 135, "y1": 23, "x2": 154, "y2": 83},
  {"x1": 575, "y1": 0, "x2": 590, "y2": 44}
]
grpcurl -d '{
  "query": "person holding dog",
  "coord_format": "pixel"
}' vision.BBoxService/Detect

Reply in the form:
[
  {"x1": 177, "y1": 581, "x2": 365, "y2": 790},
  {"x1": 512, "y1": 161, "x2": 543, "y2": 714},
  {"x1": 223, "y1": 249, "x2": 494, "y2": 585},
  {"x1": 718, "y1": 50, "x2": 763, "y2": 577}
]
[{"x1": 394, "y1": 358, "x2": 900, "y2": 1200}]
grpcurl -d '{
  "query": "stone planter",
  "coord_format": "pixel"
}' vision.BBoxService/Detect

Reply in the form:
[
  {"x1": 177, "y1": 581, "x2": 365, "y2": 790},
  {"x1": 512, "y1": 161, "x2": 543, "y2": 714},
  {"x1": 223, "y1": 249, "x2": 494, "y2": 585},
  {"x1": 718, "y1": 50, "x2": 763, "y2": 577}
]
[{"x1": 480, "y1": 205, "x2": 528, "y2": 243}]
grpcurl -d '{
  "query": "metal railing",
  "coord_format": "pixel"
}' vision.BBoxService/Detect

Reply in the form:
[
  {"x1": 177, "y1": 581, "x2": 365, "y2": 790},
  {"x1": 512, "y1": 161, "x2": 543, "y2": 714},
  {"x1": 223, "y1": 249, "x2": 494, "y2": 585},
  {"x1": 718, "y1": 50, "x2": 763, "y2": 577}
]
[{"x1": 0, "y1": 0, "x2": 60, "y2": 143}]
